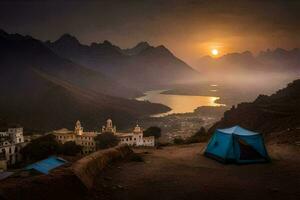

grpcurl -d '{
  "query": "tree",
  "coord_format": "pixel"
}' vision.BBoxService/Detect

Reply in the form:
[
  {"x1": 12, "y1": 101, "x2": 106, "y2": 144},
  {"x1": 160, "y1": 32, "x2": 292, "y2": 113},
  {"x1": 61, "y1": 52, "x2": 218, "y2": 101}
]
[
  {"x1": 59, "y1": 141, "x2": 82, "y2": 156},
  {"x1": 95, "y1": 132, "x2": 120, "y2": 149},
  {"x1": 173, "y1": 137, "x2": 184, "y2": 145},
  {"x1": 185, "y1": 127, "x2": 209, "y2": 144},
  {"x1": 194, "y1": 127, "x2": 206, "y2": 137},
  {"x1": 21, "y1": 134, "x2": 60, "y2": 162},
  {"x1": 143, "y1": 126, "x2": 162, "y2": 138}
]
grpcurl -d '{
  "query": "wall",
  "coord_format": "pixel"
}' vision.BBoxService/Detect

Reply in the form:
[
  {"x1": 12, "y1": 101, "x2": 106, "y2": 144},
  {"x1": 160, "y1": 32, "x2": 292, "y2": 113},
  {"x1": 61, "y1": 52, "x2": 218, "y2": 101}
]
[
  {"x1": 0, "y1": 144, "x2": 133, "y2": 200},
  {"x1": 72, "y1": 144, "x2": 133, "y2": 188}
]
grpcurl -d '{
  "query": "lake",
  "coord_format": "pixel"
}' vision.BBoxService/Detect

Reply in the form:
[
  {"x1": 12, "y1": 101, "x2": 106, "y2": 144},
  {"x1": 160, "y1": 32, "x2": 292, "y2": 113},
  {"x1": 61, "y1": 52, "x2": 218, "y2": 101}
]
[{"x1": 136, "y1": 90, "x2": 225, "y2": 117}]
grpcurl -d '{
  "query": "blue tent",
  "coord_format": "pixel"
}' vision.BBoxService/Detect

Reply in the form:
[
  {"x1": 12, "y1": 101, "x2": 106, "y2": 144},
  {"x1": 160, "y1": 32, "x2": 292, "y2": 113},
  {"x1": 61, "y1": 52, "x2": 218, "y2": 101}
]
[
  {"x1": 204, "y1": 126, "x2": 270, "y2": 163},
  {"x1": 25, "y1": 156, "x2": 67, "y2": 174}
]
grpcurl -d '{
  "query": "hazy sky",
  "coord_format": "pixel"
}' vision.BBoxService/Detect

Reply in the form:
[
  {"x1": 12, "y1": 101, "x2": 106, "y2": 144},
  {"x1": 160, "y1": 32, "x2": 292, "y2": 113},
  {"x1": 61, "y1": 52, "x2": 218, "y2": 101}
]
[{"x1": 1, "y1": 0, "x2": 300, "y2": 66}]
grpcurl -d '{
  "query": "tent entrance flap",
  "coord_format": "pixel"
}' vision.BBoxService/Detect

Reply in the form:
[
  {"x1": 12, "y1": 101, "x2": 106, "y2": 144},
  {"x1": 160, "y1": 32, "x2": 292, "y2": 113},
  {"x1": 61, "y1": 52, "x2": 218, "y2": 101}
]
[{"x1": 237, "y1": 138, "x2": 265, "y2": 160}]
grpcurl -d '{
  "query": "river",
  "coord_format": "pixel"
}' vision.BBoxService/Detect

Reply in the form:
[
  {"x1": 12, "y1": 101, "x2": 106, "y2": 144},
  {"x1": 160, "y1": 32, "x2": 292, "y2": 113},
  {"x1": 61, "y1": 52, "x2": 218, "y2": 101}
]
[{"x1": 136, "y1": 90, "x2": 224, "y2": 117}]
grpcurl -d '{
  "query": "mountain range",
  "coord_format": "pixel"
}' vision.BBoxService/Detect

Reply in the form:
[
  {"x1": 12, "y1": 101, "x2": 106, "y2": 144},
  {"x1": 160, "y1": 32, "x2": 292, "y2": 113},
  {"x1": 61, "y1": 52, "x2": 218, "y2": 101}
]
[
  {"x1": 46, "y1": 34, "x2": 199, "y2": 90},
  {"x1": 0, "y1": 30, "x2": 178, "y2": 132},
  {"x1": 196, "y1": 49, "x2": 300, "y2": 75}
]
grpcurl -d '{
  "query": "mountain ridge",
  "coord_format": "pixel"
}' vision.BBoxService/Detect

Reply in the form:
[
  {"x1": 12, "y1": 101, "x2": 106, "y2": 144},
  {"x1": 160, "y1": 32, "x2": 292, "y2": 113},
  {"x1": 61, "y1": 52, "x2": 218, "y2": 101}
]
[
  {"x1": 197, "y1": 48, "x2": 300, "y2": 74},
  {"x1": 47, "y1": 33, "x2": 199, "y2": 90}
]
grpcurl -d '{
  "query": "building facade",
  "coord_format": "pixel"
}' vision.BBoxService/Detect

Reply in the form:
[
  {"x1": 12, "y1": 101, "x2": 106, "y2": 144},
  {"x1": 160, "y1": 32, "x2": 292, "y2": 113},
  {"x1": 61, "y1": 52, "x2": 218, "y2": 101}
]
[
  {"x1": 0, "y1": 127, "x2": 27, "y2": 171},
  {"x1": 102, "y1": 119, "x2": 155, "y2": 147},
  {"x1": 53, "y1": 119, "x2": 155, "y2": 156},
  {"x1": 53, "y1": 121, "x2": 97, "y2": 154}
]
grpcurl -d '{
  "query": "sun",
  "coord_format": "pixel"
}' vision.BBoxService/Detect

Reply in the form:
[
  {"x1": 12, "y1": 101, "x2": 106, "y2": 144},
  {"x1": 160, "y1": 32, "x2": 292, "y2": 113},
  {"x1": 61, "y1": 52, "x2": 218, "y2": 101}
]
[{"x1": 211, "y1": 49, "x2": 219, "y2": 56}]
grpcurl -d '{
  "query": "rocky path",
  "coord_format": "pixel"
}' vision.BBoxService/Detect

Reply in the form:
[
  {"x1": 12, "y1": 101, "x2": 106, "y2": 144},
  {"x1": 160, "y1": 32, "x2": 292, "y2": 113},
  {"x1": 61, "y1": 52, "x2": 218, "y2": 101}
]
[{"x1": 91, "y1": 143, "x2": 300, "y2": 200}]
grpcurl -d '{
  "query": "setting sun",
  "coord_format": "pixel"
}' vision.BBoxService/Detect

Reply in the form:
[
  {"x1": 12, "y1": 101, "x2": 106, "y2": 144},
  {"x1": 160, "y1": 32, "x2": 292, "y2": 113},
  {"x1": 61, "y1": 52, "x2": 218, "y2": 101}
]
[{"x1": 211, "y1": 49, "x2": 219, "y2": 56}]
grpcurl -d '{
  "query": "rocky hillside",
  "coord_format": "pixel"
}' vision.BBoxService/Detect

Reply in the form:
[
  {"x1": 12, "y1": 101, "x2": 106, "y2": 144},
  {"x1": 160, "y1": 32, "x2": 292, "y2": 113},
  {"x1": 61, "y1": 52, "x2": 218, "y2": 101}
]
[{"x1": 210, "y1": 79, "x2": 300, "y2": 134}]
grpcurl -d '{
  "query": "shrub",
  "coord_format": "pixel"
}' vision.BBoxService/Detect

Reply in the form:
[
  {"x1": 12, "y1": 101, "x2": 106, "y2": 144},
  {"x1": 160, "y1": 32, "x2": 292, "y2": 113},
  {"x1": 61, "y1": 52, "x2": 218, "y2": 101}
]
[
  {"x1": 59, "y1": 141, "x2": 82, "y2": 156},
  {"x1": 95, "y1": 132, "x2": 120, "y2": 149},
  {"x1": 21, "y1": 134, "x2": 60, "y2": 162},
  {"x1": 184, "y1": 127, "x2": 210, "y2": 144},
  {"x1": 173, "y1": 137, "x2": 185, "y2": 145},
  {"x1": 143, "y1": 126, "x2": 162, "y2": 138}
]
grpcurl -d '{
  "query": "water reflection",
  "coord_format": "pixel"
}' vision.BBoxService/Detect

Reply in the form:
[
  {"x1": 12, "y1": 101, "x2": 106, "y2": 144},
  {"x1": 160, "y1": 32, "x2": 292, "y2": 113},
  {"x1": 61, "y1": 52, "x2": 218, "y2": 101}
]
[{"x1": 136, "y1": 90, "x2": 225, "y2": 117}]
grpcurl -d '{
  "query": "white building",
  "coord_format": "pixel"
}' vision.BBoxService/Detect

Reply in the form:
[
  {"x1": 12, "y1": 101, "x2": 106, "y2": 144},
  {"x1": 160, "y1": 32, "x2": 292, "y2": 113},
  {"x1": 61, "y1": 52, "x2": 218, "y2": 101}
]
[
  {"x1": 0, "y1": 126, "x2": 27, "y2": 171},
  {"x1": 53, "y1": 120, "x2": 97, "y2": 154},
  {"x1": 53, "y1": 119, "x2": 155, "y2": 156},
  {"x1": 102, "y1": 119, "x2": 155, "y2": 147}
]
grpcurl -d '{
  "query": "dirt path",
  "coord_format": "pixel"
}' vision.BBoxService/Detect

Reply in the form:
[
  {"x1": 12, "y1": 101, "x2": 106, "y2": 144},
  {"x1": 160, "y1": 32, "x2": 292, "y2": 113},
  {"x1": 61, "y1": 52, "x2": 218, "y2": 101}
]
[{"x1": 91, "y1": 143, "x2": 300, "y2": 200}]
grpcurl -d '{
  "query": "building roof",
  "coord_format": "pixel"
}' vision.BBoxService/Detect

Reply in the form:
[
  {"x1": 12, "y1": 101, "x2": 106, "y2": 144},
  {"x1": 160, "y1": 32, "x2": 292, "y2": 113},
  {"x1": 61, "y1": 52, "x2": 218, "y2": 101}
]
[
  {"x1": 77, "y1": 132, "x2": 97, "y2": 137},
  {"x1": 53, "y1": 128, "x2": 73, "y2": 134},
  {"x1": 116, "y1": 132, "x2": 133, "y2": 137},
  {"x1": 25, "y1": 156, "x2": 67, "y2": 174}
]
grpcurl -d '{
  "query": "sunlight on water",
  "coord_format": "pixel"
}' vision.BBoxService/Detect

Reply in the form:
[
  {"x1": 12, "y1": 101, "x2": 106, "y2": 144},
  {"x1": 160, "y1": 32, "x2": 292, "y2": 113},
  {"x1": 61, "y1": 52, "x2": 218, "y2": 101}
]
[{"x1": 136, "y1": 90, "x2": 225, "y2": 117}]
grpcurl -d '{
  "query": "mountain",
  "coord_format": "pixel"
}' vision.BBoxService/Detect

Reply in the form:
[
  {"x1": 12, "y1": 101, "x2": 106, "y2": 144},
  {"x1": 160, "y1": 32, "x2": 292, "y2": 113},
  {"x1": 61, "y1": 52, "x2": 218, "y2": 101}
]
[
  {"x1": 47, "y1": 34, "x2": 199, "y2": 90},
  {"x1": 257, "y1": 48, "x2": 300, "y2": 71},
  {"x1": 122, "y1": 42, "x2": 150, "y2": 55},
  {"x1": 196, "y1": 49, "x2": 300, "y2": 74},
  {"x1": 0, "y1": 30, "x2": 170, "y2": 132},
  {"x1": 209, "y1": 79, "x2": 300, "y2": 134}
]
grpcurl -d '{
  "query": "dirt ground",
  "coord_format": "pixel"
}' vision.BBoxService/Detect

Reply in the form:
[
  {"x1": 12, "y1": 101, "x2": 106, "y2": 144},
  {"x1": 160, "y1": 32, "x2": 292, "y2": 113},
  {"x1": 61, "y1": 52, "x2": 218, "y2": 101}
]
[{"x1": 90, "y1": 143, "x2": 300, "y2": 200}]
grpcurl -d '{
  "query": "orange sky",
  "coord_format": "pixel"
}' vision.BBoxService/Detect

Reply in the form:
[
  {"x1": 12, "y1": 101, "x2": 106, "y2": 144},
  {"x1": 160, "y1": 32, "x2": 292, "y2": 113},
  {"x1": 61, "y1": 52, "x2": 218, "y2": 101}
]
[{"x1": 1, "y1": 0, "x2": 299, "y2": 67}]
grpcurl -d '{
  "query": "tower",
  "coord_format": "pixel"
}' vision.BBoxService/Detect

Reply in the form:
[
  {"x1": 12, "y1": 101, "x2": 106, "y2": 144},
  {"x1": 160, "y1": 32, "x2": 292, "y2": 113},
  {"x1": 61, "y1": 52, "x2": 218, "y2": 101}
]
[
  {"x1": 133, "y1": 124, "x2": 143, "y2": 146},
  {"x1": 133, "y1": 124, "x2": 142, "y2": 134},
  {"x1": 74, "y1": 120, "x2": 83, "y2": 135},
  {"x1": 8, "y1": 127, "x2": 24, "y2": 144},
  {"x1": 106, "y1": 119, "x2": 113, "y2": 129},
  {"x1": 103, "y1": 119, "x2": 116, "y2": 134}
]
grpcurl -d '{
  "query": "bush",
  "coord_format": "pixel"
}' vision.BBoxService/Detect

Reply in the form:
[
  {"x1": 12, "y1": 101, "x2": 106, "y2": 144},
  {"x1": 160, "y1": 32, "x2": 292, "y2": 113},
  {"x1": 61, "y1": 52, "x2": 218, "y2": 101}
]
[
  {"x1": 143, "y1": 126, "x2": 162, "y2": 138},
  {"x1": 21, "y1": 134, "x2": 60, "y2": 162},
  {"x1": 157, "y1": 142, "x2": 171, "y2": 147},
  {"x1": 184, "y1": 127, "x2": 210, "y2": 144},
  {"x1": 95, "y1": 132, "x2": 120, "y2": 149},
  {"x1": 173, "y1": 137, "x2": 185, "y2": 145},
  {"x1": 59, "y1": 141, "x2": 82, "y2": 156}
]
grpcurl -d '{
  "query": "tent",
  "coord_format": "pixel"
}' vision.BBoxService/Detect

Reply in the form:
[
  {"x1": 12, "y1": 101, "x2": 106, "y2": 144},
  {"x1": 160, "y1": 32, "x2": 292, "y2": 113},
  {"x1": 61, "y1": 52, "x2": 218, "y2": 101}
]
[
  {"x1": 25, "y1": 156, "x2": 67, "y2": 174},
  {"x1": 204, "y1": 125, "x2": 270, "y2": 163}
]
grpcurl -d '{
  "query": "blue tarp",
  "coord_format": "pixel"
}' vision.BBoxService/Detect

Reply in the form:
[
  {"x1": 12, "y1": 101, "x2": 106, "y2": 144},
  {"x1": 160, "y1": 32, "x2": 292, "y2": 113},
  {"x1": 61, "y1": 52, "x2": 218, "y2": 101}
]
[
  {"x1": 205, "y1": 125, "x2": 270, "y2": 164},
  {"x1": 25, "y1": 156, "x2": 67, "y2": 174}
]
